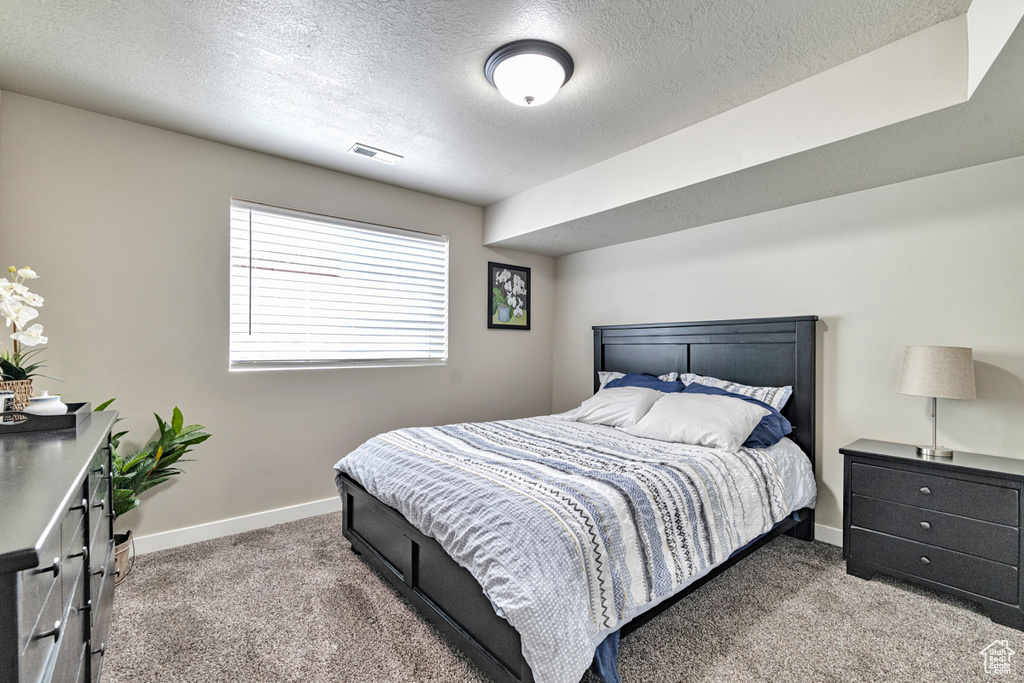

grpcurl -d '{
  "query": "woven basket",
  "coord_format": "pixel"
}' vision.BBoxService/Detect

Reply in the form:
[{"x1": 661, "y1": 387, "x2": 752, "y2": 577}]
[{"x1": 0, "y1": 379, "x2": 32, "y2": 411}]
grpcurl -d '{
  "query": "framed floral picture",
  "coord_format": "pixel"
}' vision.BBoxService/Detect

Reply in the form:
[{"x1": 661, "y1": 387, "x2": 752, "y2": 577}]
[{"x1": 488, "y1": 262, "x2": 531, "y2": 330}]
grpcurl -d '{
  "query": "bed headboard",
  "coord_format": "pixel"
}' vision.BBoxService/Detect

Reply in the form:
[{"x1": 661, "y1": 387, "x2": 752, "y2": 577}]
[{"x1": 593, "y1": 315, "x2": 818, "y2": 466}]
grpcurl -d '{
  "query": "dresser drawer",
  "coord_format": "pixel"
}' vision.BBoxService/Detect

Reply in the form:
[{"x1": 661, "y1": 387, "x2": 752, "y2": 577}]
[
  {"x1": 851, "y1": 463, "x2": 1019, "y2": 526},
  {"x1": 89, "y1": 541, "x2": 115, "y2": 683},
  {"x1": 17, "y1": 525, "x2": 63, "y2": 648},
  {"x1": 50, "y1": 578, "x2": 88, "y2": 683},
  {"x1": 90, "y1": 539, "x2": 114, "y2": 631},
  {"x1": 851, "y1": 528, "x2": 1019, "y2": 604},
  {"x1": 87, "y1": 447, "x2": 109, "y2": 495},
  {"x1": 851, "y1": 495, "x2": 1019, "y2": 566},
  {"x1": 62, "y1": 499, "x2": 88, "y2": 620},
  {"x1": 88, "y1": 475, "x2": 110, "y2": 547},
  {"x1": 89, "y1": 521, "x2": 112, "y2": 609},
  {"x1": 20, "y1": 578, "x2": 63, "y2": 683},
  {"x1": 62, "y1": 493, "x2": 89, "y2": 561}
]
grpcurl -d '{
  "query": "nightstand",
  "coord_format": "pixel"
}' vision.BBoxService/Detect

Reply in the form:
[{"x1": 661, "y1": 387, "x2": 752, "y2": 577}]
[{"x1": 842, "y1": 439, "x2": 1024, "y2": 630}]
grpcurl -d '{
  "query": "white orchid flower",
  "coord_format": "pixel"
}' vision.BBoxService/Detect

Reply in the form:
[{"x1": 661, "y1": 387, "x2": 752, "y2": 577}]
[
  {"x1": 0, "y1": 298, "x2": 39, "y2": 328},
  {"x1": 21, "y1": 292, "x2": 44, "y2": 307},
  {"x1": 10, "y1": 323, "x2": 46, "y2": 346},
  {"x1": 16, "y1": 267, "x2": 38, "y2": 279},
  {"x1": 3, "y1": 281, "x2": 29, "y2": 297},
  {"x1": 514, "y1": 306, "x2": 523, "y2": 318},
  {"x1": 508, "y1": 295, "x2": 518, "y2": 308}
]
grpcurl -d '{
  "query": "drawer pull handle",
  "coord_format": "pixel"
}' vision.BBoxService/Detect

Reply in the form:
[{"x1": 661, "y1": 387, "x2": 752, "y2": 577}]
[
  {"x1": 93, "y1": 499, "x2": 105, "y2": 511},
  {"x1": 81, "y1": 598, "x2": 93, "y2": 614},
  {"x1": 33, "y1": 620, "x2": 61, "y2": 642},
  {"x1": 70, "y1": 497, "x2": 89, "y2": 512},
  {"x1": 93, "y1": 642, "x2": 106, "y2": 657},
  {"x1": 68, "y1": 545, "x2": 89, "y2": 560},
  {"x1": 34, "y1": 557, "x2": 60, "y2": 578},
  {"x1": 920, "y1": 521, "x2": 932, "y2": 530},
  {"x1": 920, "y1": 556, "x2": 931, "y2": 566},
  {"x1": 919, "y1": 487, "x2": 931, "y2": 495}
]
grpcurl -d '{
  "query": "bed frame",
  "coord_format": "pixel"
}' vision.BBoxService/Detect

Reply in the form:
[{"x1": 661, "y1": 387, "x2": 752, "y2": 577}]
[{"x1": 337, "y1": 315, "x2": 818, "y2": 683}]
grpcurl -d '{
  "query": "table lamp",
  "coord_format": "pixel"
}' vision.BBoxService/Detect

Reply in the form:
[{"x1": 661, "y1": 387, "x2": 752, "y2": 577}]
[{"x1": 896, "y1": 345, "x2": 976, "y2": 458}]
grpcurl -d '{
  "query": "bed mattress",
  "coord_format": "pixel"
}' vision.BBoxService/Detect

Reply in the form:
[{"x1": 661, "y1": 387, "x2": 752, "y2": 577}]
[{"x1": 335, "y1": 415, "x2": 815, "y2": 683}]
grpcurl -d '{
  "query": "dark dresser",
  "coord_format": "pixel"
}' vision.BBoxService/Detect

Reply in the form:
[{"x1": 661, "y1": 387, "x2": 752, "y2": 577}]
[
  {"x1": 842, "y1": 439, "x2": 1024, "y2": 630},
  {"x1": 0, "y1": 412, "x2": 117, "y2": 682}
]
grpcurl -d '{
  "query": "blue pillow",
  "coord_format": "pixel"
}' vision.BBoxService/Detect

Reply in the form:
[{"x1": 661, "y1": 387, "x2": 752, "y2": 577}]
[
  {"x1": 682, "y1": 382, "x2": 792, "y2": 448},
  {"x1": 604, "y1": 373, "x2": 685, "y2": 394}
]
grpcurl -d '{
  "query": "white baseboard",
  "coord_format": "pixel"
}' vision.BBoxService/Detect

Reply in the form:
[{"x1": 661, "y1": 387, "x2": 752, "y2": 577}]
[
  {"x1": 132, "y1": 499, "x2": 843, "y2": 555},
  {"x1": 814, "y1": 523, "x2": 843, "y2": 547},
  {"x1": 133, "y1": 497, "x2": 342, "y2": 556}
]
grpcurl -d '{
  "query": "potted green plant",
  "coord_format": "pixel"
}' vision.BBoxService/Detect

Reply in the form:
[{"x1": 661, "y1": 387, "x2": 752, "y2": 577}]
[{"x1": 95, "y1": 400, "x2": 211, "y2": 583}]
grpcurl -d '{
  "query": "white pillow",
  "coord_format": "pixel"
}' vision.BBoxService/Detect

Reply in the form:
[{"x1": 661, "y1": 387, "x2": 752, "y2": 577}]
[
  {"x1": 598, "y1": 371, "x2": 679, "y2": 389},
  {"x1": 570, "y1": 387, "x2": 664, "y2": 428},
  {"x1": 626, "y1": 393, "x2": 770, "y2": 451},
  {"x1": 679, "y1": 373, "x2": 792, "y2": 411}
]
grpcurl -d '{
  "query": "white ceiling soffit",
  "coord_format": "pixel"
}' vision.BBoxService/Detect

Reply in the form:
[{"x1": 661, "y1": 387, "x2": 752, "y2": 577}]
[
  {"x1": 485, "y1": 0, "x2": 1024, "y2": 256},
  {"x1": 0, "y1": 1, "x2": 969, "y2": 210}
]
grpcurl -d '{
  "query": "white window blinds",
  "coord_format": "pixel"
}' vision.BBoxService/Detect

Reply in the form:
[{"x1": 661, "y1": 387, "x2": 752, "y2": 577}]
[{"x1": 229, "y1": 200, "x2": 448, "y2": 370}]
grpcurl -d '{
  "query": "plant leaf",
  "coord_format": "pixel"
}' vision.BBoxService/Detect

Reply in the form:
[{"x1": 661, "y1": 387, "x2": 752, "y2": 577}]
[
  {"x1": 0, "y1": 357, "x2": 27, "y2": 381},
  {"x1": 121, "y1": 450, "x2": 152, "y2": 471},
  {"x1": 108, "y1": 406, "x2": 211, "y2": 520}
]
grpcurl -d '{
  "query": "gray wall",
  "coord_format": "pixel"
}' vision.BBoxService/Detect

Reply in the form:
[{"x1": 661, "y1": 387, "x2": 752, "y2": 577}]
[
  {"x1": 552, "y1": 154, "x2": 1024, "y2": 533},
  {"x1": 0, "y1": 92, "x2": 554, "y2": 537},
  {"x1": 5, "y1": 88, "x2": 1024, "y2": 541}
]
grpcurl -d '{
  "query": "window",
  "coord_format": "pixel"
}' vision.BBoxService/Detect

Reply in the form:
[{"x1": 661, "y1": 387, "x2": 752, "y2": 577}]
[{"x1": 229, "y1": 199, "x2": 448, "y2": 370}]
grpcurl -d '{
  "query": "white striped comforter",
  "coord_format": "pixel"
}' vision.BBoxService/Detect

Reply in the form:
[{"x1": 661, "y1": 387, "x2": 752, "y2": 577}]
[{"x1": 335, "y1": 416, "x2": 815, "y2": 683}]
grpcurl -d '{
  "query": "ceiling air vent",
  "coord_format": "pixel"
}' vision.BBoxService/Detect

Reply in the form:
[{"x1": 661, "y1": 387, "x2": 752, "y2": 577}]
[{"x1": 347, "y1": 143, "x2": 403, "y2": 165}]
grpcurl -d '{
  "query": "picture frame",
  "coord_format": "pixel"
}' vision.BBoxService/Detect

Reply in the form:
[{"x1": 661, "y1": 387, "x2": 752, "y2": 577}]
[{"x1": 487, "y1": 262, "x2": 531, "y2": 330}]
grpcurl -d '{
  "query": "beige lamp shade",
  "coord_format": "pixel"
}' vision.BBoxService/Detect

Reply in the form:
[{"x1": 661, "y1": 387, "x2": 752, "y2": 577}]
[{"x1": 896, "y1": 346, "x2": 976, "y2": 400}]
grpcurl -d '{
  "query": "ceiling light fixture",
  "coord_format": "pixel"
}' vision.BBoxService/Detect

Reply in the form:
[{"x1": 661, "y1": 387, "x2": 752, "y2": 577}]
[{"x1": 484, "y1": 39, "x2": 574, "y2": 107}]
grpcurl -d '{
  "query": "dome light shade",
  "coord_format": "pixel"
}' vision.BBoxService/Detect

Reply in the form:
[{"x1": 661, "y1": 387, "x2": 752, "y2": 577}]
[{"x1": 485, "y1": 40, "x2": 574, "y2": 107}]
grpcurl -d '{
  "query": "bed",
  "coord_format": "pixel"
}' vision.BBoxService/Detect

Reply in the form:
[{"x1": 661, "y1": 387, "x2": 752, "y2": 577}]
[{"x1": 335, "y1": 315, "x2": 818, "y2": 683}]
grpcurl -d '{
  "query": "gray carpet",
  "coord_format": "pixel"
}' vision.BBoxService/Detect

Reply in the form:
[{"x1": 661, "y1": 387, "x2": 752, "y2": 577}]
[{"x1": 105, "y1": 512, "x2": 1019, "y2": 682}]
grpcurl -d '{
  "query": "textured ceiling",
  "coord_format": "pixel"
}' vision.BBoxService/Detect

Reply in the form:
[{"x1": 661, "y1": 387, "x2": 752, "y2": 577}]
[{"x1": 0, "y1": 0, "x2": 968, "y2": 207}]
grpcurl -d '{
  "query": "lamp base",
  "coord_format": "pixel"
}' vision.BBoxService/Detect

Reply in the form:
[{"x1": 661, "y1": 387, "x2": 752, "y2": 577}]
[{"x1": 916, "y1": 444, "x2": 954, "y2": 459}]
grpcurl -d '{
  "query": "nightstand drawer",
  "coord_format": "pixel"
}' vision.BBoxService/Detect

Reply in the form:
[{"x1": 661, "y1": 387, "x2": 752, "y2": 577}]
[
  {"x1": 851, "y1": 495, "x2": 1019, "y2": 565},
  {"x1": 851, "y1": 463, "x2": 1019, "y2": 525},
  {"x1": 851, "y1": 528, "x2": 1018, "y2": 604}
]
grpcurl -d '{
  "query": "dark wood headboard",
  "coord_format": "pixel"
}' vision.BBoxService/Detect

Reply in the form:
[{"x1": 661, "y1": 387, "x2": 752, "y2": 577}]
[{"x1": 593, "y1": 315, "x2": 818, "y2": 467}]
